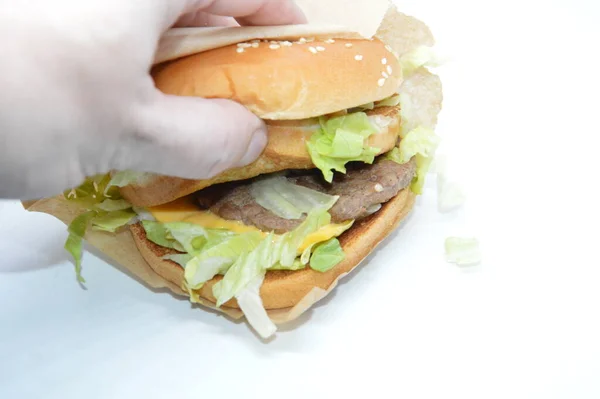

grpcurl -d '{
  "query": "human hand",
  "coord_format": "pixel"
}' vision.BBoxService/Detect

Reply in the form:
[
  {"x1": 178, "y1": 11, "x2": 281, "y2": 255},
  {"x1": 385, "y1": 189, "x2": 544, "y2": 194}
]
[{"x1": 0, "y1": 0, "x2": 306, "y2": 199}]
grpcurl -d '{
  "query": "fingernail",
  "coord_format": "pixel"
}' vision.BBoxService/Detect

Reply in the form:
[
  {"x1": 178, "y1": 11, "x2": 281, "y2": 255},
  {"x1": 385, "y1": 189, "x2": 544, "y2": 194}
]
[{"x1": 237, "y1": 125, "x2": 267, "y2": 167}]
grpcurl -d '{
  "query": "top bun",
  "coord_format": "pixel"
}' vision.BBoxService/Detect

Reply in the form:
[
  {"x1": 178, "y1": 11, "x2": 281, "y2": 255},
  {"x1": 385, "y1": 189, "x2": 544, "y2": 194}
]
[{"x1": 151, "y1": 37, "x2": 402, "y2": 120}]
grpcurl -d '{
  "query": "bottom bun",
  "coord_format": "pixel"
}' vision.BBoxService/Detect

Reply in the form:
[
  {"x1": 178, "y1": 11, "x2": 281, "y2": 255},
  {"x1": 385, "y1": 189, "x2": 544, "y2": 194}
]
[{"x1": 130, "y1": 187, "x2": 416, "y2": 310}]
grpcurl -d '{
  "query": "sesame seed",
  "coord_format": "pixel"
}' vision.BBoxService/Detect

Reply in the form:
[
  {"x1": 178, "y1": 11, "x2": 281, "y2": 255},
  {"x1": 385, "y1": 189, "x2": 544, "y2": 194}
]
[
  {"x1": 378, "y1": 78, "x2": 385, "y2": 87},
  {"x1": 299, "y1": 37, "x2": 307, "y2": 43},
  {"x1": 325, "y1": 39, "x2": 335, "y2": 44},
  {"x1": 387, "y1": 65, "x2": 393, "y2": 75},
  {"x1": 382, "y1": 72, "x2": 389, "y2": 78},
  {"x1": 236, "y1": 47, "x2": 245, "y2": 53},
  {"x1": 355, "y1": 55, "x2": 363, "y2": 61},
  {"x1": 374, "y1": 183, "x2": 384, "y2": 192},
  {"x1": 308, "y1": 46, "x2": 318, "y2": 54},
  {"x1": 345, "y1": 43, "x2": 353, "y2": 48},
  {"x1": 237, "y1": 43, "x2": 251, "y2": 48},
  {"x1": 251, "y1": 39, "x2": 260, "y2": 43},
  {"x1": 269, "y1": 44, "x2": 281, "y2": 49},
  {"x1": 282, "y1": 41, "x2": 293, "y2": 47},
  {"x1": 316, "y1": 46, "x2": 325, "y2": 52},
  {"x1": 251, "y1": 42, "x2": 259, "y2": 48},
  {"x1": 382, "y1": 58, "x2": 387, "y2": 65}
]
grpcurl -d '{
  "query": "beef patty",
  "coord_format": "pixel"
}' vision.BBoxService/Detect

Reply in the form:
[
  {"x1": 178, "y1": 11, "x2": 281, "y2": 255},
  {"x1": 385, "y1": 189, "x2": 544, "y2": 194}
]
[{"x1": 195, "y1": 158, "x2": 416, "y2": 234}]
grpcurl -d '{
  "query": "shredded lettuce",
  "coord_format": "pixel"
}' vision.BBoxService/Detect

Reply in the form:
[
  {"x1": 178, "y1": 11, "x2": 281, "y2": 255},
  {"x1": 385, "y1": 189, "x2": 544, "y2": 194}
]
[
  {"x1": 385, "y1": 126, "x2": 440, "y2": 194},
  {"x1": 212, "y1": 208, "x2": 339, "y2": 306},
  {"x1": 143, "y1": 220, "x2": 236, "y2": 255},
  {"x1": 184, "y1": 232, "x2": 264, "y2": 289},
  {"x1": 64, "y1": 211, "x2": 96, "y2": 283},
  {"x1": 250, "y1": 175, "x2": 339, "y2": 220},
  {"x1": 235, "y1": 274, "x2": 277, "y2": 339},
  {"x1": 91, "y1": 210, "x2": 137, "y2": 233},
  {"x1": 141, "y1": 220, "x2": 181, "y2": 250},
  {"x1": 309, "y1": 238, "x2": 345, "y2": 272},
  {"x1": 445, "y1": 237, "x2": 482, "y2": 266},
  {"x1": 63, "y1": 174, "x2": 137, "y2": 281},
  {"x1": 306, "y1": 112, "x2": 380, "y2": 182}
]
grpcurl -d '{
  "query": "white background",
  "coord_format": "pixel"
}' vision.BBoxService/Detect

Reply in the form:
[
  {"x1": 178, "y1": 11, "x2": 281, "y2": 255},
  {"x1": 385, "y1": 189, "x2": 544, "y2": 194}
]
[{"x1": 1, "y1": 0, "x2": 600, "y2": 398}]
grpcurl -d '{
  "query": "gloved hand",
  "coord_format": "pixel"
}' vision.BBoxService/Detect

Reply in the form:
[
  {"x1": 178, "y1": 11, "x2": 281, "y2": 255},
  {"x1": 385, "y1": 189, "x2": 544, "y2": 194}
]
[{"x1": 0, "y1": 0, "x2": 306, "y2": 200}]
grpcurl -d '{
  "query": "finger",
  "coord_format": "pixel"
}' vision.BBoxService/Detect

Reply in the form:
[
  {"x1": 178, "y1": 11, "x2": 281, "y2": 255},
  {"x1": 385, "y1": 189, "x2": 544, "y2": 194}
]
[
  {"x1": 182, "y1": 0, "x2": 307, "y2": 26},
  {"x1": 118, "y1": 90, "x2": 267, "y2": 180},
  {"x1": 174, "y1": 12, "x2": 239, "y2": 28}
]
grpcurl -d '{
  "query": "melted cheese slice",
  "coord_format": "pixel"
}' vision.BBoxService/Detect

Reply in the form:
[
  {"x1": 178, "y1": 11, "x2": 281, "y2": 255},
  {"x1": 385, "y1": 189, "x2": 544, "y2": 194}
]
[{"x1": 147, "y1": 196, "x2": 352, "y2": 253}]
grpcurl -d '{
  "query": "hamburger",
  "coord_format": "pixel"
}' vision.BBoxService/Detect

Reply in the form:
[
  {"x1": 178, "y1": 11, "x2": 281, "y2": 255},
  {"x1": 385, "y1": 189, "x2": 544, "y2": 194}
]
[{"x1": 29, "y1": 21, "x2": 443, "y2": 338}]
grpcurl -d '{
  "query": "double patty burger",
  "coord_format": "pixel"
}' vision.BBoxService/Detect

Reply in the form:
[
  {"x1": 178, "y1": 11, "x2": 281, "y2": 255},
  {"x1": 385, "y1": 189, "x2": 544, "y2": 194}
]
[{"x1": 54, "y1": 33, "x2": 441, "y2": 338}]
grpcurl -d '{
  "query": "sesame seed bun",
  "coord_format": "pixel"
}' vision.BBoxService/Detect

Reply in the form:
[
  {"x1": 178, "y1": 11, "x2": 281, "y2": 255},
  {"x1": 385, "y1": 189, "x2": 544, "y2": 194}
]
[
  {"x1": 129, "y1": 186, "x2": 415, "y2": 310},
  {"x1": 119, "y1": 105, "x2": 401, "y2": 208},
  {"x1": 151, "y1": 38, "x2": 402, "y2": 120}
]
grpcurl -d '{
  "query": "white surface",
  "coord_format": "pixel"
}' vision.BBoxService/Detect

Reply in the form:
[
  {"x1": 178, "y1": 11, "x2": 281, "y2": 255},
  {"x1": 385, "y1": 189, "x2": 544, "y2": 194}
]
[{"x1": 2, "y1": 1, "x2": 600, "y2": 398}]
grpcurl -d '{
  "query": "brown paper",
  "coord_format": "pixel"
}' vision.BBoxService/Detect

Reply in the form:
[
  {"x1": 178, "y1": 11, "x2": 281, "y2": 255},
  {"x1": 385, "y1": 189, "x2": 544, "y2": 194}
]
[{"x1": 23, "y1": 1, "x2": 442, "y2": 329}]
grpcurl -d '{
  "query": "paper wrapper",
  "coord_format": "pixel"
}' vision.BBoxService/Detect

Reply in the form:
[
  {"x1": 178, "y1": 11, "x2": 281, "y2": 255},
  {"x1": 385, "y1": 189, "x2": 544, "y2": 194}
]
[{"x1": 23, "y1": 0, "x2": 441, "y2": 327}]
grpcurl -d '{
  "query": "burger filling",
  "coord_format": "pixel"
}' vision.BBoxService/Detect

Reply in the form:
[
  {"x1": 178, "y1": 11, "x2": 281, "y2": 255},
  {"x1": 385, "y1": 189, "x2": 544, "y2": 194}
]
[{"x1": 196, "y1": 157, "x2": 417, "y2": 234}]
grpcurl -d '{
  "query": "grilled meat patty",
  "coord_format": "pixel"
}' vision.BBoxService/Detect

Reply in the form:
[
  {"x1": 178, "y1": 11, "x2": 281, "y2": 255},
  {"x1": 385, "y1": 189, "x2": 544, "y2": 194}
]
[{"x1": 196, "y1": 158, "x2": 416, "y2": 234}]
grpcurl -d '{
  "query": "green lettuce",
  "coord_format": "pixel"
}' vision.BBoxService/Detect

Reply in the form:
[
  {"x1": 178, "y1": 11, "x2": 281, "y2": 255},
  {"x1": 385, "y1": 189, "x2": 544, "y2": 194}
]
[
  {"x1": 250, "y1": 175, "x2": 339, "y2": 220},
  {"x1": 212, "y1": 208, "x2": 339, "y2": 306},
  {"x1": 184, "y1": 232, "x2": 264, "y2": 289},
  {"x1": 64, "y1": 211, "x2": 96, "y2": 283},
  {"x1": 445, "y1": 237, "x2": 482, "y2": 266},
  {"x1": 306, "y1": 112, "x2": 381, "y2": 182},
  {"x1": 235, "y1": 274, "x2": 277, "y2": 339},
  {"x1": 63, "y1": 174, "x2": 137, "y2": 282},
  {"x1": 309, "y1": 238, "x2": 345, "y2": 272},
  {"x1": 385, "y1": 126, "x2": 440, "y2": 194}
]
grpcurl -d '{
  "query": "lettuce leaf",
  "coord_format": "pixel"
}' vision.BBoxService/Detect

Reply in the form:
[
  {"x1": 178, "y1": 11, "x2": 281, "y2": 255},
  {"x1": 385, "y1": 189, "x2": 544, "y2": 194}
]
[
  {"x1": 63, "y1": 175, "x2": 138, "y2": 281},
  {"x1": 309, "y1": 238, "x2": 345, "y2": 272},
  {"x1": 64, "y1": 211, "x2": 96, "y2": 283},
  {"x1": 141, "y1": 220, "x2": 180, "y2": 250},
  {"x1": 212, "y1": 208, "x2": 337, "y2": 306},
  {"x1": 184, "y1": 232, "x2": 264, "y2": 289},
  {"x1": 235, "y1": 274, "x2": 277, "y2": 339},
  {"x1": 445, "y1": 237, "x2": 482, "y2": 266},
  {"x1": 385, "y1": 126, "x2": 440, "y2": 194},
  {"x1": 306, "y1": 112, "x2": 380, "y2": 182},
  {"x1": 91, "y1": 210, "x2": 137, "y2": 233},
  {"x1": 250, "y1": 175, "x2": 339, "y2": 220}
]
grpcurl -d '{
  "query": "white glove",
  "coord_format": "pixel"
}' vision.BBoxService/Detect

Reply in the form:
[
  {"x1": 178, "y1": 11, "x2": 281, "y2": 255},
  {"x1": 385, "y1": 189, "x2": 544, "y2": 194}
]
[{"x1": 0, "y1": 0, "x2": 306, "y2": 200}]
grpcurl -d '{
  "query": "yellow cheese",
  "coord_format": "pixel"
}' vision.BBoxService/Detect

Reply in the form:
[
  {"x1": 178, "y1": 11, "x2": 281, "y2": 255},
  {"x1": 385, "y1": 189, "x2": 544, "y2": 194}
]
[
  {"x1": 148, "y1": 196, "x2": 261, "y2": 234},
  {"x1": 147, "y1": 195, "x2": 352, "y2": 253}
]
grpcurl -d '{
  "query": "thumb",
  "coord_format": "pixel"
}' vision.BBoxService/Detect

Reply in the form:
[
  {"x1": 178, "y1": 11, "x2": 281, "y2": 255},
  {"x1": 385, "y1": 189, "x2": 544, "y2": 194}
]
[{"x1": 116, "y1": 91, "x2": 267, "y2": 180}]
